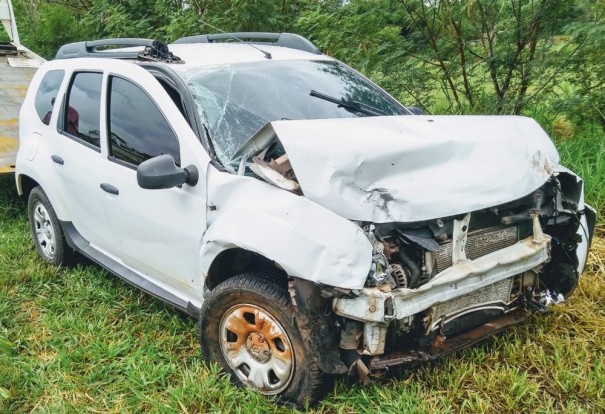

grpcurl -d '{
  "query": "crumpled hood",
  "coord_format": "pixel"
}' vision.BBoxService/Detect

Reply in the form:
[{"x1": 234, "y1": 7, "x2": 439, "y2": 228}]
[{"x1": 267, "y1": 115, "x2": 559, "y2": 223}]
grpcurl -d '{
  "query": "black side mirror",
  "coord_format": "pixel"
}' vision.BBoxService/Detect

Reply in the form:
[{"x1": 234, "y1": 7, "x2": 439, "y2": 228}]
[{"x1": 137, "y1": 154, "x2": 199, "y2": 189}]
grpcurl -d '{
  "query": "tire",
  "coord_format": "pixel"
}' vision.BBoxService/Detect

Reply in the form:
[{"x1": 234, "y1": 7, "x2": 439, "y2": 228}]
[
  {"x1": 199, "y1": 273, "x2": 330, "y2": 407},
  {"x1": 27, "y1": 186, "x2": 74, "y2": 266}
]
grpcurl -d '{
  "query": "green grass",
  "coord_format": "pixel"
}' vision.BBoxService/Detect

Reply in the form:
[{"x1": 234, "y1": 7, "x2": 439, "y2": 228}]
[
  {"x1": 1, "y1": 153, "x2": 605, "y2": 413},
  {"x1": 555, "y1": 123, "x2": 605, "y2": 217}
]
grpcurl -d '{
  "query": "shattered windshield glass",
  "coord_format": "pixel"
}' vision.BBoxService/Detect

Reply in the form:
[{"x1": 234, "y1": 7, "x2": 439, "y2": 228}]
[{"x1": 185, "y1": 60, "x2": 407, "y2": 169}]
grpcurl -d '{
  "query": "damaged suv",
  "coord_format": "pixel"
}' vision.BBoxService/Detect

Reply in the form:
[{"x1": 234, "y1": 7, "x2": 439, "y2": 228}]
[{"x1": 16, "y1": 33, "x2": 596, "y2": 406}]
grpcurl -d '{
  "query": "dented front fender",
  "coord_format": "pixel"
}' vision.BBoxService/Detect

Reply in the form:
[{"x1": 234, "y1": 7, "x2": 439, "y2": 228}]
[{"x1": 200, "y1": 168, "x2": 373, "y2": 289}]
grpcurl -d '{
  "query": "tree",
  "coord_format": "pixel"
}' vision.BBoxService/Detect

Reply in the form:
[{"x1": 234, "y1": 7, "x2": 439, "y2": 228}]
[
  {"x1": 394, "y1": 0, "x2": 596, "y2": 114},
  {"x1": 296, "y1": 0, "x2": 603, "y2": 119},
  {"x1": 10, "y1": 0, "x2": 604, "y2": 127}
]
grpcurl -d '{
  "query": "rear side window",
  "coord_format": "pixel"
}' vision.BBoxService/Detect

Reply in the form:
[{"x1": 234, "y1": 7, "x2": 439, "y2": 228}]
[
  {"x1": 62, "y1": 72, "x2": 102, "y2": 148},
  {"x1": 34, "y1": 70, "x2": 64, "y2": 125},
  {"x1": 108, "y1": 76, "x2": 180, "y2": 166}
]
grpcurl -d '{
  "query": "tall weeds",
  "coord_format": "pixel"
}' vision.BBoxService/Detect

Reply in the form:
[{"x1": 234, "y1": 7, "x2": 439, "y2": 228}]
[{"x1": 555, "y1": 123, "x2": 605, "y2": 218}]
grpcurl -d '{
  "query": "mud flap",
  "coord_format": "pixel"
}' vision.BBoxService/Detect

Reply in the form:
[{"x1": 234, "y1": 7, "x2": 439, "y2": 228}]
[{"x1": 289, "y1": 277, "x2": 348, "y2": 374}]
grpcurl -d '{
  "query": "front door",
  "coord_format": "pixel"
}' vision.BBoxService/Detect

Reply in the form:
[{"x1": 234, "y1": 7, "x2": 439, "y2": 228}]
[{"x1": 97, "y1": 66, "x2": 209, "y2": 296}]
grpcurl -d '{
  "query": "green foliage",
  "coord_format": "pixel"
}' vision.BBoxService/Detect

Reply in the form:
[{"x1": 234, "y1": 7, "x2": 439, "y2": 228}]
[
  {"x1": 82, "y1": 2, "x2": 154, "y2": 39},
  {"x1": 10, "y1": 0, "x2": 604, "y2": 130},
  {"x1": 560, "y1": 1, "x2": 605, "y2": 126},
  {"x1": 204, "y1": 0, "x2": 299, "y2": 32},
  {"x1": 0, "y1": 27, "x2": 9, "y2": 43},
  {"x1": 158, "y1": 7, "x2": 202, "y2": 41},
  {"x1": 12, "y1": 1, "x2": 88, "y2": 59},
  {"x1": 556, "y1": 124, "x2": 605, "y2": 215},
  {"x1": 296, "y1": 0, "x2": 605, "y2": 119}
]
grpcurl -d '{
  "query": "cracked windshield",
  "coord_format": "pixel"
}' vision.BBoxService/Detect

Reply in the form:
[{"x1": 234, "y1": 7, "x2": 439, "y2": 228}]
[{"x1": 186, "y1": 60, "x2": 407, "y2": 170}]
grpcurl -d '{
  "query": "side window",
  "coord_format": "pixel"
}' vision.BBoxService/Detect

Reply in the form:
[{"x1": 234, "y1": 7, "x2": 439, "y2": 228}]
[
  {"x1": 62, "y1": 72, "x2": 102, "y2": 148},
  {"x1": 108, "y1": 76, "x2": 180, "y2": 166},
  {"x1": 34, "y1": 70, "x2": 64, "y2": 125}
]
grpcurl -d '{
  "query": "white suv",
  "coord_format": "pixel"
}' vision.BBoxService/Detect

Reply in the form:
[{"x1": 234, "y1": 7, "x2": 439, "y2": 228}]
[{"x1": 15, "y1": 33, "x2": 595, "y2": 406}]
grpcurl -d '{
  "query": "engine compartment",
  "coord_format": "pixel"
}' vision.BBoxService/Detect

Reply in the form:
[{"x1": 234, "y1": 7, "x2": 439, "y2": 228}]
[
  {"x1": 334, "y1": 171, "x2": 593, "y2": 370},
  {"x1": 367, "y1": 172, "x2": 585, "y2": 289}
]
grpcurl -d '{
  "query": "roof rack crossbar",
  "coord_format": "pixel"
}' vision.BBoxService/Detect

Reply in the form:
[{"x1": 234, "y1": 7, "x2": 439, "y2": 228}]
[
  {"x1": 55, "y1": 38, "x2": 154, "y2": 60},
  {"x1": 175, "y1": 32, "x2": 321, "y2": 55}
]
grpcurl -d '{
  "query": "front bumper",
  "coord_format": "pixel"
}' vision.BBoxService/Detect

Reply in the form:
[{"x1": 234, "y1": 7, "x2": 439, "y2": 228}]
[
  {"x1": 332, "y1": 214, "x2": 551, "y2": 356},
  {"x1": 333, "y1": 232, "x2": 551, "y2": 324}
]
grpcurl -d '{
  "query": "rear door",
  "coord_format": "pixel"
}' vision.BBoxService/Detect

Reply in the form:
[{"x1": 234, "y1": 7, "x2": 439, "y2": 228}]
[{"x1": 47, "y1": 68, "x2": 115, "y2": 251}]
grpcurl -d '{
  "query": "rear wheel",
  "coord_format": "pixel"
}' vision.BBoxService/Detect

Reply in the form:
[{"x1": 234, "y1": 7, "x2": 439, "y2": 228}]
[
  {"x1": 199, "y1": 273, "x2": 330, "y2": 406},
  {"x1": 27, "y1": 187, "x2": 73, "y2": 266}
]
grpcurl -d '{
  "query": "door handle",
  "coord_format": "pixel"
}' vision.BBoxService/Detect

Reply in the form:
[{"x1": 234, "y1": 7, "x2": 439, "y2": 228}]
[
  {"x1": 51, "y1": 155, "x2": 64, "y2": 165},
  {"x1": 100, "y1": 183, "x2": 119, "y2": 195}
]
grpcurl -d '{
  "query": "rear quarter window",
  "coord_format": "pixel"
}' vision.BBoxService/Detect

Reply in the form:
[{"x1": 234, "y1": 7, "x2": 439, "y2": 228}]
[{"x1": 34, "y1": 70, "x2": 65, "y2": 125}]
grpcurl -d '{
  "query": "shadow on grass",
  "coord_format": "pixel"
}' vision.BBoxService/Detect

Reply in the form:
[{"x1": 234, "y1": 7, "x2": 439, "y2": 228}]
[{"x1": 0, "y1": 174, "x2": 25, "y2": 220}]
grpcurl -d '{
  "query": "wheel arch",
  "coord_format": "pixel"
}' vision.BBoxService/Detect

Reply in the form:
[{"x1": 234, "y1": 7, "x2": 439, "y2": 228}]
[
  {"x1": 16, "y1": 173, "x2": 69, "y2": 220},
  {"x1": 205, "y1": 247, "x2": 287, "y2": 291},
  {"x1": 16, "y1": 173, "x2": 39, "y2": 199},
  {"x1": 202, "y1": 254, "x2": 349, "y2": 377}
]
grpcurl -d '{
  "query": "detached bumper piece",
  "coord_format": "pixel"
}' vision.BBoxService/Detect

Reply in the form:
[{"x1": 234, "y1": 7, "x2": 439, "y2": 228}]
[{"x1": 367, "y1": 308, "x2": 529, "y2": 373}]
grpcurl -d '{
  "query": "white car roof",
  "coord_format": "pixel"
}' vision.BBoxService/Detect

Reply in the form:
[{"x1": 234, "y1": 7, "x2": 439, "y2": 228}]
[
  {"x1": 166, "y1": 43, "x2": 334, "y2": 69},
  {"x1": 51, "y1": 39, "x2": 335, "y2": 75}
]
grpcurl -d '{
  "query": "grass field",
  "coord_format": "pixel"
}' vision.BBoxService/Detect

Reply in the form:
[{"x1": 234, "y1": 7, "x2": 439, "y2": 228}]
[
  {"x1": 1, "y1": 154, "x2": 604, "y2": 412},
  {"x1": 555, "y1": 124, "x2": 605, "y2": 218}
]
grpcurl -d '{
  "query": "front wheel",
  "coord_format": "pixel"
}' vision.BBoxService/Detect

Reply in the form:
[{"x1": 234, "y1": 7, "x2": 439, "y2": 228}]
[{"x1": 199, "y1": 273, "x2": 330, "y2": 406}]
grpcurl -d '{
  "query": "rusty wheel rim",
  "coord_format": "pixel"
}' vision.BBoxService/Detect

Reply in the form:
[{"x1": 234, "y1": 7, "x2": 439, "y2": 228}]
[{"x1": 219, "y1": 304, "x2": 294, "y2": 395}]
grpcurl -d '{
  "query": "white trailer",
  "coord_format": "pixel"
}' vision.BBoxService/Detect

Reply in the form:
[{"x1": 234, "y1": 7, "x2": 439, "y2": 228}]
[{"x1": 0, "y1": 0, "x2": 44, "y2": 173}]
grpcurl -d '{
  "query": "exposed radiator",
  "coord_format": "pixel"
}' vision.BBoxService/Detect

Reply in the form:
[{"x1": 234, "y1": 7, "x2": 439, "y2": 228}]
[
  {"x1": 427, "y1": 277, "x2": 515, "y2": 332},
  {"x1": 434, "y1": 225, "x2": 519, "y2": 273}
]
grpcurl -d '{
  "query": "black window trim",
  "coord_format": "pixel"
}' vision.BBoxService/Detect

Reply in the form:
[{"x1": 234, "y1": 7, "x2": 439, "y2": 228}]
[
  {"x1": 105, "y1": 73, "x2": 181, "y2": 169},
  {"x1": 106, "y1": 154, "x2": 137, "y2": 171},
  {"x1": 58, "y1": 70, "x2": 103, "y2": 153},
  {"x1": 151, "y1": 73, "x2": 191, "y2": 124}
]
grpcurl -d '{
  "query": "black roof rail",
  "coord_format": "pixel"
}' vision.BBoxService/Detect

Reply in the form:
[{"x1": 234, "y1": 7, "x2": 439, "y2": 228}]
[
  {"x1": 174, "y1": 32, "x2": 322, "y2": 55},
  {"x1": 55, "y1": 39, "x2": 183, "y2": 63},
  {"x1": 56, "y1": 38, "x2": 152, "y2": 59}
]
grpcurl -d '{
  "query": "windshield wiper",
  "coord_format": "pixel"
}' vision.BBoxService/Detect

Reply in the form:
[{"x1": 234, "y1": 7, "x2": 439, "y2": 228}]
[{"x1": 309, "y1": 90, "x2": 387, "y2": 116}]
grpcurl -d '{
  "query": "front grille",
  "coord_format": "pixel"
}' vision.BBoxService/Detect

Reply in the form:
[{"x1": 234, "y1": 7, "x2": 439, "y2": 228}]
[{"x1": 434, "y1": 225, "x2": 519, "y2": 273}]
